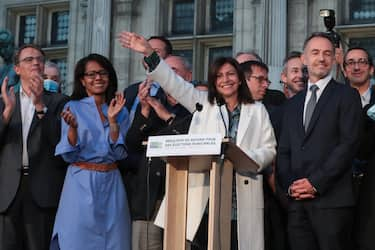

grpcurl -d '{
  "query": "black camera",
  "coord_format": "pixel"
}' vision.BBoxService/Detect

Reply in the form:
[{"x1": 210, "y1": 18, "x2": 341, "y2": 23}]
[{"x1": 320, "y1": 9, "x2": 341, "y2": 48}]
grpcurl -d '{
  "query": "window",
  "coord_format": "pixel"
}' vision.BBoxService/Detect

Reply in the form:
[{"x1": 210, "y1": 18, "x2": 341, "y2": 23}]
[
  {"x1": 51, "y1": 11, "x2": 69, "y2": 45},
  {"x1": 210, "y1": 0, "x2": 233, "y2": 33},
  {"x1": 349, "y1": 37, "x2": 375, "y2": 63},
  {"x1": 208, "y1": 46, "x2": 232, "y2": 65},
  {"x1": 19, "y1": 14, "x2": 36, "y2": 45},
  {"x1": 349, "y1": 0, "x2": 375, "y2": 24},
  {"x1": 168, "y1": 0, "x2": 233, "y2": 81},
  {"x1": 172, "y1": 1, "x2": 194, "y2": 35},
  {"x1": 7, "y1": 3, "x2": 70, "y2": 93}
]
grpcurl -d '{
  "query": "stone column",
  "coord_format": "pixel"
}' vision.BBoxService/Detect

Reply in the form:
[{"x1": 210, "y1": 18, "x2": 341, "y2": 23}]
[
  {"x1": 90, "y1": 0, "x2": 112, "y2": 56},
  {"x1": 265, "y1": 0, "x2": 287, "y2": 90}
]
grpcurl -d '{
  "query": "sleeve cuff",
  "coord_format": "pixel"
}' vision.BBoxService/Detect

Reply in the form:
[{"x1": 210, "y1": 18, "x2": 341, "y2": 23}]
[{"x1": 144, "y1": 51, "x2": 161, "y2": 72}]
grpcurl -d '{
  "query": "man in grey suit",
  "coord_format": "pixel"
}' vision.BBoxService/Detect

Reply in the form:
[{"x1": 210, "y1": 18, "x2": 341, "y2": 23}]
[
  {"x1": 277, "y1": 32, "x2": 362, "y2": 250},
  {"x1": 0, "y1": 44, "x2": 68, "y2": 250}
]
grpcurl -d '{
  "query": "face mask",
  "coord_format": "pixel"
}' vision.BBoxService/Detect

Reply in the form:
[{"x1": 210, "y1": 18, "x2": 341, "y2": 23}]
[{"x1": 43, "y1": 79, "x2": 59, "y2": 93}]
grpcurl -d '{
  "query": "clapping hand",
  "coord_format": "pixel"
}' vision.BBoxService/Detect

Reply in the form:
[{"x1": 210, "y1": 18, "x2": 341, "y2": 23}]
[
  {"x1": 61, "y1": 106, "x2": 78, "y2": 129},
  {"x1": 29, "y1": 72, "x2": 44, "y2": 106},
  {"x1": 1, "y1": 76, "x2": 16, "y2": 124},
  {"x1": 108, "y1": 93, "x2": 126, "y2": 124},
  {"x1": 147, "y1": 97, "x2": 172, "y2": 122},
  {"x1": 138, "y1": 80, "x2": 151, "y2": 118}
]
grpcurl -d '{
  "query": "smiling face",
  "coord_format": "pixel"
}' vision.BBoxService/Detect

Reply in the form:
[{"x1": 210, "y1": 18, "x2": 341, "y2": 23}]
[
  {"x1": 215, "y1": 63, "x2": 240, "y2": 100},
  {"x1": 344, "y1": 49, "x2": 374, "y2": 89},
  {"x1": 281, "y1": 57, "x2": 305, "y2": 96},
  {"x1": 302, "y1": 36, "x2": 335, "y2": 83},
  {"x1": 80, "y1": 60, "x2": 109, "y2": 97},
  {"x1": 14, "y1": 47, "x2": 45, "y2": 86}
]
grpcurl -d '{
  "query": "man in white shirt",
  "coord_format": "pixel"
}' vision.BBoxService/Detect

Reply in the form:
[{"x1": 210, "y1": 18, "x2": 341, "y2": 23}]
[{"x1": 0, "y1": 44, "x2": 68, "y2": 250}]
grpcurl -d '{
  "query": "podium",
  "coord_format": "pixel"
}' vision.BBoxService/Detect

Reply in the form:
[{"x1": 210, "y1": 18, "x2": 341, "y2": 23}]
[{"x1": 147, "y1": 135, "x2": 259, "y2": 250}]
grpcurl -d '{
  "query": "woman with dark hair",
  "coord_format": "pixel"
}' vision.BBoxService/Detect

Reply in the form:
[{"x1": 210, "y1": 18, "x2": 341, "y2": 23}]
[
  {"x1": 119, "y1": 32, "x2": 276, "y2": 250},
  {"x1": 50, "y1": 53, "x2": 131, "y2": 250}
]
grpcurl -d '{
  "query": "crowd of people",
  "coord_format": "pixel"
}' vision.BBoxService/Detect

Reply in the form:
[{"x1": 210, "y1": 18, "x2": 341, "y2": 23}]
[{"x1": 0, "y1": 29, "x2": 374, "y2": 250}]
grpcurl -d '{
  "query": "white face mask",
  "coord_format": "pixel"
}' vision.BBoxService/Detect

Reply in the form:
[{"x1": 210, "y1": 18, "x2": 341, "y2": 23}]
[{"x1": 43, "y1": 79, "x2": 59, "y2": 93}]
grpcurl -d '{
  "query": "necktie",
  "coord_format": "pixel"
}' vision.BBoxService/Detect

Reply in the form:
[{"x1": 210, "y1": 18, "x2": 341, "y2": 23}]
[{"x1": 305, "y1": 85, "x2": 319, "y2": 131}]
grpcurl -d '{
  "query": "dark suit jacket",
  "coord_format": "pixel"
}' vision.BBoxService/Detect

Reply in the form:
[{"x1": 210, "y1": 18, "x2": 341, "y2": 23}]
[
  {"x1": 0, "y1": 91, "x2": 68, "y2": 213},
  {"x1": 123, "y1": 101, "x2": 190, "y2": 220},
  {"x1": 277, "y1": 79, "x2": 362, "y2": 209},
  {"x1": 355, "y1": 87, "x2": 375, "y2": 250}
]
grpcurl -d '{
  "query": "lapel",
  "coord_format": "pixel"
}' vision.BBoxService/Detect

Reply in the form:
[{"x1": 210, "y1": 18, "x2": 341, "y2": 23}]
[
  {"x1": 13, "y1": 92, "x2": 22, "y2": 138},
  {"x1": 218, "y1": 104, "x2": 229, "y2": 137},
  {"x1": 237, "y1": 103, "x2": 252, "y2": 146},
  {"x1": 304, "y1": 80, "x2": 335, "y2": 137},
  {"x1": 369, "y1": 85, "x2": 375, "y2": 105},
  {"x1": 28, "y1": 92, "x2": 50, "y2": 137}
]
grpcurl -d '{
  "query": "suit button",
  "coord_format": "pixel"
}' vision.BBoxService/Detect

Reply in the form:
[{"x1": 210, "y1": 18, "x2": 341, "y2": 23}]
[
  {"x1": 301, "y1": 146, "x2": 305, "y2": 150},
  {"x1": 244, "y1": 180, "x2": 249, "y2": 185}
]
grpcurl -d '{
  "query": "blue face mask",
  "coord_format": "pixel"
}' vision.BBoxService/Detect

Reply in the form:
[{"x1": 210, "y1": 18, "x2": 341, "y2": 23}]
[{"x1": 43, "y1": 79, "x2": 59, "y2": 93}]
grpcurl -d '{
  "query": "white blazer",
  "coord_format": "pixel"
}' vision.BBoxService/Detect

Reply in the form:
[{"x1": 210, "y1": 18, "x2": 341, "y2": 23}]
[{"x1": 150, "y1": 60, "x2": 276, "y2": 250}]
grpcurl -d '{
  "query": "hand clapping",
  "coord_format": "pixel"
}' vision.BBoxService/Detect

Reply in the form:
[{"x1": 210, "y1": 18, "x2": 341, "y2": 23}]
[
  {"x1": 108, "y1": 93, "x2": 126, "y2": 124},
  {"x1": 1, "y1": 76, "x2": 16, "y2": 123}
]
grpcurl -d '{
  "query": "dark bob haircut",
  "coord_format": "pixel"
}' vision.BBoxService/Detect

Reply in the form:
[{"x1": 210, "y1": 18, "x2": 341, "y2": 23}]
[
  {"x1": 207, "y1": 57, "x2": 254, "y2": 105},
  {"x1": 71, "y1": 53, "x2": 118, "y2": 105}
]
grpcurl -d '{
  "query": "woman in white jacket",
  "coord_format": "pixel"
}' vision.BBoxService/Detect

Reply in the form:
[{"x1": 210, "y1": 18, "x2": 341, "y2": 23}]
[{"x1": 119, "y1": 31, "x2": 276, "y2": 250}]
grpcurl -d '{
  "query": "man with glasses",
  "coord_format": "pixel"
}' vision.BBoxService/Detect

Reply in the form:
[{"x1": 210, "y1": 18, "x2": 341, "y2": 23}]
[
  {"x1": 343, "y1": 48, "x2": 374, "y2": 107},
  {"x1": 0, "y1": 44, "x2": 68, "y2": 250},
  {"x1": 239, "y1": 60, "x2": 288, "y2": 250},
  {"x1": 343, "y1": 47, "x2": 375, "y2": 250}
]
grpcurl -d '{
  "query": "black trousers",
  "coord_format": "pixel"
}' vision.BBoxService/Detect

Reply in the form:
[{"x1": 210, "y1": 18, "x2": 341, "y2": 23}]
[
  {"x1": 0, "y1": 175, "x2": 56, "y2": 250},
  {"x1": 288, "y1": 201, "x2": 354, "y2": 250},
  {"x1": 191, "y1": 213, "x2": 238, "y2": 250}
]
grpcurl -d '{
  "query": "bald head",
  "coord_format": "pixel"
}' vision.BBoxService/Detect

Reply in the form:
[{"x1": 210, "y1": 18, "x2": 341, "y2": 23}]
[
  {"x1": 165, "y1": 55, "x2": 192, "y2": 82},
  {"x1": 235, "y1": 51, "x2": 262, "y2": 64}
]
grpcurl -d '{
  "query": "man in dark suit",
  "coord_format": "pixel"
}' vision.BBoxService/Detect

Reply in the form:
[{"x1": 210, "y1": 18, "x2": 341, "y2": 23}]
[
  {"x1": 124, "y1": 55, "x2": 192, "y2": 250},
  {"x1": 0, "y1": 44, "x2": 68, "y2": 250},
  {"x1": 343, "y1": 47, "x2": 375, "y2": 250},
  {"x1": 277, "y1": 32, "x2": 362, "y2": 250},
  {"x1": 124, "y1": 36, "x2": 173, "y2": 113}
]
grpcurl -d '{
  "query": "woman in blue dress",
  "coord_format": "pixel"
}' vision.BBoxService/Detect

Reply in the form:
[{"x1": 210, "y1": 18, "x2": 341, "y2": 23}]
[{"x1": 50, "y1": 53, "x2": 131, "y2": 250}]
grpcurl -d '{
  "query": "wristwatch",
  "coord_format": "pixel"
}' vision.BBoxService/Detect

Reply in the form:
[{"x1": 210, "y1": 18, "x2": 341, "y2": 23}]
[{"x1": 36, "y1": 106, "x2": 48, "y2": 115}]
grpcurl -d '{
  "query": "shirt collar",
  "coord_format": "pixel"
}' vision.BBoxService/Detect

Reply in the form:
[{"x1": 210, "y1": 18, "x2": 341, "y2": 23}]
[
  {"x1": 361, "y1": 86, "x2": 372, "y2": 107},
  {"x1": 307, "y1": 73, "x2": 332, "y2": 92}
]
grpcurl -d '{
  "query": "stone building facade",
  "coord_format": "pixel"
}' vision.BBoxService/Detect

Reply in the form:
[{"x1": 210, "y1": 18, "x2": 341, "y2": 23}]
[{"x1": 0, "y1": 0, "x2": 374, "y2": 93}]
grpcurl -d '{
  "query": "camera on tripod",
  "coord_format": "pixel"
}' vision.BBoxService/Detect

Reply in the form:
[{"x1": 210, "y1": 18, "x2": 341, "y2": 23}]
[{"x1": 320, "y1": 9, "x2": 341, "y2": 48}]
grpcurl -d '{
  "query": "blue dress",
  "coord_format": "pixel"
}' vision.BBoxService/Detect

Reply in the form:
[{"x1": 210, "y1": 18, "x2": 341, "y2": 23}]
[{"x1": 50, "y1": 96, "x2": 131, "y2": 250}]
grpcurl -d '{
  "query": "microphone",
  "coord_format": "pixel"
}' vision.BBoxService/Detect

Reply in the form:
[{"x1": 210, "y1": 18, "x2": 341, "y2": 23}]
[{"x1": 157, "y1": 102, "x2": 203, "y2": 135}]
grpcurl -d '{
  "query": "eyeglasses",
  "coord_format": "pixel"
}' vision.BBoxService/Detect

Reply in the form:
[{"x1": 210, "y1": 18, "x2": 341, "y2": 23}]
[
  {"x1": 19, "y1": 56, "x2": 45, "y2": 64},
  {"x1": 84, "y1": 70, "x2": 109, "y2": 79},
  {"x1": 249, "y1": 75, "x2": 271, "y2": 85},
  {"x1": 344, "y1": 58, "x2": 370, "y2": 68}
]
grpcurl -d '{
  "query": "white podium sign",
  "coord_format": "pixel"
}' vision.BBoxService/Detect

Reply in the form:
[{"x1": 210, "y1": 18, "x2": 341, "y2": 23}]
[{"x1": 146, "y1": 134, "x2": 222, "y2": 157}]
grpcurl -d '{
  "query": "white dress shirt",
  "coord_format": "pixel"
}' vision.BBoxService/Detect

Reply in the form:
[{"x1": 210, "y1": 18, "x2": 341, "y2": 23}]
[
  {"x1": 303, "y1": 74, "x2": 332, "y2": 126},
  {"x1": 20, "y1": 87, "x2": 35, "y2": 166}
]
